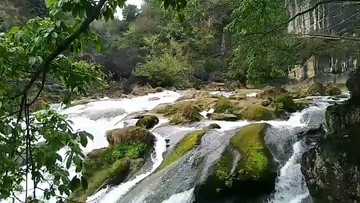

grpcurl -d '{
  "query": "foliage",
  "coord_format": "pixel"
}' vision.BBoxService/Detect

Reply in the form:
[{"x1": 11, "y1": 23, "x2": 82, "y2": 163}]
[
  {"x1": 158, "y1": 130, "x2": 205, "y2": 170},
  {"x1": 112, "y1": 142, "x2": 149, "y2": 161},
  {"x1": 0, "y1": 0, "x2": 186, "y2": 201}
]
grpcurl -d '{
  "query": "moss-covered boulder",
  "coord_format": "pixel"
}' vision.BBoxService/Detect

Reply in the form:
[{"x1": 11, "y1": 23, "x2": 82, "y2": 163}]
[
  {"x1": 237, "y1": 105, "x2": 274, "y2": 121},
  {"x1": 272, "y1": 93, "x2": 297, "y2": 113},
  {"x1": 158, "y1": 130, "x2": 205, "y2": 170},
  {"x1": 307, "y1": 82, "x2": 325, "y2": 96},
  {"x1": 135, "y1": 115, "x2": 159, "y2": 129},
  {"x1": 70, "y1": 135, "x2": 153, "y2": 202},
  {"x1": 164, "y1": 102, "x2": 203, "y2": 124},
  {"x1": 324, "y1": 85, "x2": 341, "y2": 96},
  {"x1": 105, "y1": 126, "x2": 154, "y2": 147},
  {"x1": 194, "y1": 123, "x2": 276, "y2": 202},
  {"x1": 209, "y1": 113, "x2": 238, "y2": 121},
  {"x1": 258, "y1": 86, "x2": 288, "y2": 100},
  {"x1": 214, "y1": 96, "x2": 237, "y2": 113}
]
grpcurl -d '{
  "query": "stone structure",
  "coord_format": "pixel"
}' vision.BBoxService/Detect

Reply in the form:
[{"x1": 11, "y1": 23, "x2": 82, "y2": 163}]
[{"x1": 287, "y1": 0, "x2": 360, "y2": 82}]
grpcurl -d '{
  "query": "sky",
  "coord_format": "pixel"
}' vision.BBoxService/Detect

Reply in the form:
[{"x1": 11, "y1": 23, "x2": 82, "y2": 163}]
[{"x1": 115, "y1": 0, "x2": 144, "y2": 19}]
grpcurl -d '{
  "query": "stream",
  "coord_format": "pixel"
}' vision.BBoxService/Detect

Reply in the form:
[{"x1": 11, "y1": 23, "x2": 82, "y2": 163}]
[{"x1": 1, "y1": 90, "x2": 348, "y2": 203}]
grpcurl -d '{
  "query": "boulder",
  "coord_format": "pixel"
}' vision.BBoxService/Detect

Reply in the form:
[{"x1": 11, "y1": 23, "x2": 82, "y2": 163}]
[
  {"x1": 324, "y1": 85, "x2": 341, "y2": 96},
  {"x1": 206, "y1": 123, "x2": 221, "y2": 130},
  {"x1": 301, "y1": 101, "x2": 360, "y2": 202},
  {"x1": 158, "y1": 130, "x2": 206, "y2": 170},
  {"x1": 135, "y1": 115, "x2": 159, "y2": 129},
  {"x1": 258, "y1": 86, "x2": 288, "y2": 100},
  {"x1": 209, "y1": 113, "x2": 238, "y2": 121},
  {"x1": 214, "y1": 96, "x2": 237, "y2": 114},
  {"x1": 346, "y1": 71, "x2": 360, "y2": 99},
  {"x1": 105, "y1": 126, "x2": 154, "y2": 146},
  {"x1": 195, "y1": 123, "x2": 277, "y2": 201},
  {"x1": 237, "y1": 105, "x2": 274, "y2": 121},
  {"x1": 272, "y1": 93, "x2": 297, "y2": 113},
  {"x1": 261, "y1": 100, "x2": 271, "y2": 107},
  {"x1": 307, "y1": 82, "x2": 325, "y2": 96}
]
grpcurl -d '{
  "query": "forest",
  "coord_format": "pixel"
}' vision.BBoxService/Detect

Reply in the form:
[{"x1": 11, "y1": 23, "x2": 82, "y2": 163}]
[{"x1": 1, "y1": 0, "x2": 360, "y2": 202}]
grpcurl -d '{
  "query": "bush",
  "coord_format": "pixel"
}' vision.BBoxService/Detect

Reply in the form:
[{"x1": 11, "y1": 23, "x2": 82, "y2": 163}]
[{"x1": 134, "y1": 53, "x2": 192, "y2": 88}]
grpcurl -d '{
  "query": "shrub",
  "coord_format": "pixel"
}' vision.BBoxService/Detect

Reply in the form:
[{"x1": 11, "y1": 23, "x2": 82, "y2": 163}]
[{"x1": 134, "y1": 53, "x2": 192, "y2": 88}]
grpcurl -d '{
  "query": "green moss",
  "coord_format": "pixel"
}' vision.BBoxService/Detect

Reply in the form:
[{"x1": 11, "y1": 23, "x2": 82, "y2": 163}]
[
  {"x1": 214, "y1": 96, "x2": 236, "y2": 113},
  {"x1": 209, "y1": 113, "x2": 238, "y2": 121},
  {"x1": 135, "y1": 115, "x2": 159, "y2": 129},
  {"x1": 167, "y1": 102, "x2": 203, "y2": 124},
  {"x1": 325, "y1": 86, "x2": 341, "y2": 96},
  {"x1": 214, "y1": 149, "x2": 235, "y2": 190},
  {"x1": 295, "y1": 101, "x2": 309, "y2": 111},
  {"x1": 238, "y1": 105, "x2": 274, "y2": 121},
  {"x1": 272, "y1": 93, "x2": 297, "y2": 113},
  {"x1": 158, "y1": 130, "x2": 205, "y2": 170},
  {"x1": 230, "y1": 123, "x2": 273, "y2": 180},
  {"x1": 70, "y1": 158, "x2": 130, "y2": 202}
]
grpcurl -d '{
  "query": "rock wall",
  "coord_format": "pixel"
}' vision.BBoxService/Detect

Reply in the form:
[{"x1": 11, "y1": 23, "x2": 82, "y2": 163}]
[
  {"x1": 287, "y1": 0, "x2": 360, "y2": 83},
  {"x1": 301, "y1": 72, "x2": 360, "y2": 202}
]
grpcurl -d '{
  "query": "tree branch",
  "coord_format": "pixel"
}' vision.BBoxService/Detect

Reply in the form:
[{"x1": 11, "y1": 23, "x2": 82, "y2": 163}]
[{"x1": 13, "y1": 0, "x2": 108, "y2": 101}]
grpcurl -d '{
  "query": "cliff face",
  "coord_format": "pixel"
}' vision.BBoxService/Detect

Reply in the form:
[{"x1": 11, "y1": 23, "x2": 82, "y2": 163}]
[{"x1": 287, "y1": 0, "x2": 360, "y2": 82}]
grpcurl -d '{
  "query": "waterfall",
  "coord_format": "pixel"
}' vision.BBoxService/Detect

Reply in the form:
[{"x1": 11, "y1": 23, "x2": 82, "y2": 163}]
[{"x1": 1, "y1": 90, "x2": 344, "y2": 203}]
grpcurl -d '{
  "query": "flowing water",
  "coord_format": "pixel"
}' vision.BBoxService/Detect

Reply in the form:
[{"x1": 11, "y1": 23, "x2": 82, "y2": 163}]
[{"x1": 1, "y1": 90, "x2": 347, "y2": 203}]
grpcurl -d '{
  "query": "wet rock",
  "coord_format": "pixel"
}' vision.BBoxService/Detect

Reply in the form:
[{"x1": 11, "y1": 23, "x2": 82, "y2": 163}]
[
  {"x1": 148, "y1": 96, "x2": 160, "y2": 101},
  {"x1": 209, "y1": 113, "x2": 238, "y2": 121},
  {"x1": 301, "y1": 101, "x2": 360, "y2": 202},
  {"x1": 195, "y1": 123, "x2": 277, "y2": 202},
  {"x1": 324, "y1": 85, "x2": 341, "y2": 96},
  {"x1": 272, "y1": 93, "x2": 298, "y2": 113},
  {"x1": 135, "y1": 115, "x2": 159, "y2": 129},
  {"x1": 157, "y1": 130, "x2": 206, "y2": 171},
  {"x1": 237, "y1": 105, "x2": 275, "y2": 121},
  {"x1": 258, "y1": 86, "x2": 288, "y2": 100},
  {"x1": 346, "y1": 71, "x2": 360, "y2": 99},
  {"x1": 105, "y1": 126, "x2": 155, "y2": 146},
  {"x1": 261, "y1": 100, "x2": 271, "y2": 107},
  {"x1": 307, "y1": 82, "x2": 325, "y2": 96},
  {"x1": 206, "y1": 123, "x2": 222, "y2": 130}
]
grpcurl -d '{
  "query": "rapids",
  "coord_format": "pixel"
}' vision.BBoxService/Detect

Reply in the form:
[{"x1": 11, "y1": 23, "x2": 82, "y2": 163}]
[{"x1": 1, "y1": 90, "x2": 347, "y2": 203}]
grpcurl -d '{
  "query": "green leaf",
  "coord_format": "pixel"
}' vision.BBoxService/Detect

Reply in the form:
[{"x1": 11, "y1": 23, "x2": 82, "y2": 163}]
[
  {"x1": 81, "y1": 176, "x2": 88, "y2": 190},
  {"x1": 66, "y1": 152, "x2": 73, "y2": 169},
  {"x1": 79, "y1": 132, "x2": 88, "y2": 147},
  {"x1": 69, "y1": 176, "x2": 81, "y2": 191}
]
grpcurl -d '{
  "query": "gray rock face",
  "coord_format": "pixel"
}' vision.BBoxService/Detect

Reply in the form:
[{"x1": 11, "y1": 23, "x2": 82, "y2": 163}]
[{"x1": 301, "y1": 99, "x2": 360, "y2": 202}]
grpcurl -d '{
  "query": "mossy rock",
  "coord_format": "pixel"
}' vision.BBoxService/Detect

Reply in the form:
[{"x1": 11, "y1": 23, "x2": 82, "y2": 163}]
[
  {"x1": 230, "y1": 123, "x2": 275, "y2": 180},
  {"x1": 166, "y1": 102, "x2": 203, "y2": 124},
  {"x1": 195, "y1": 124, "x2": 277, "y2": 201},
  {"x1": 258, "y1": 86, "x2": 288, "y2": 100},
  {"x1": 307, "y1": 82, "x2": 325, "y2": 96},
  {"x1": 295, "y1": 101, "x2": 310, "y2": 111},
  {"x1": 214, "y1": 96, "x2": 237, "y2": 114},
  {"x1": 69, "y1": 98, "x2": 92, "y2": 107},
  {"x1": 209, "y1": 113, "x2": 238, "y2": 121},
  {"x1": 105, "y1": 126, "x2": 155, "y2": 147},
  {"x1": 237, "y1": 105, "x2": 274, "y2": 121},
  {"x1": 70, "y1": 158, "x2": 131, "y2": 202},
  {"x1": 135, "y1": 115, "x2": 159, "y2": 129},
  {"x1": 324, "y1": 85, "x2": 341, "y2": 96},
  {"x1": 272, "y1": 93, "x2": 297, "y2": 113},
  {"x1": 158, "y1": 130, "x2": 205, "y2": 170}
]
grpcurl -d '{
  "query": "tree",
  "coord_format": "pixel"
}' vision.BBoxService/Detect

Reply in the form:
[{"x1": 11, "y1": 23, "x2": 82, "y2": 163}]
[{"x1": 0, "y1": 0, "x2": 186, "y2": 201}]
